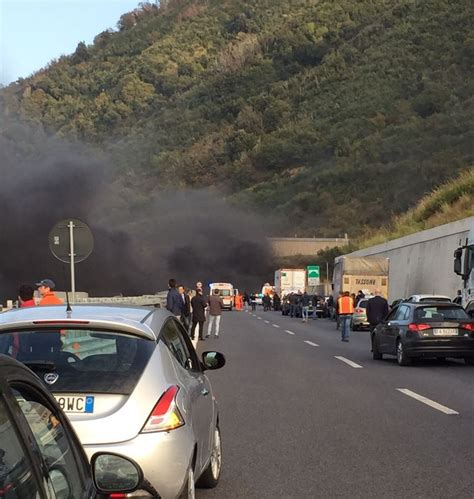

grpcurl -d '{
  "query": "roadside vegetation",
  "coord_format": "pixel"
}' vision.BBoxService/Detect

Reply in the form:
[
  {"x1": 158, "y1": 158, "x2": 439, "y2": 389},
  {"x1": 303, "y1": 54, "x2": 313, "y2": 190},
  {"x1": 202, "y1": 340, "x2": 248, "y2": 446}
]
[{"x1": 1, "y1": 0, "x2": 473, "y2": 236}]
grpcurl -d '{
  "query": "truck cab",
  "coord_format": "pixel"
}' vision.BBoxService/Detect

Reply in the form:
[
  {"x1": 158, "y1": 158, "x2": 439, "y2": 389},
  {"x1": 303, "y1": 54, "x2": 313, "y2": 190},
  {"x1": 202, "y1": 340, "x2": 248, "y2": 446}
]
[{"x1": 454, "y1": 225, "x2": 474, "y2": 313}]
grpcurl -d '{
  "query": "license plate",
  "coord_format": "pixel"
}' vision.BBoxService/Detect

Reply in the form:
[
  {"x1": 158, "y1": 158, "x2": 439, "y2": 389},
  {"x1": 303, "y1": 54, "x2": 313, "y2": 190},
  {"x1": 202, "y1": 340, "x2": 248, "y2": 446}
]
[
  {"x1": 433, "y1": 328, "x2": 458, "y2": 336},
  {"x1": 55, "y1": 395, "x2": 94, "y2": 413}
]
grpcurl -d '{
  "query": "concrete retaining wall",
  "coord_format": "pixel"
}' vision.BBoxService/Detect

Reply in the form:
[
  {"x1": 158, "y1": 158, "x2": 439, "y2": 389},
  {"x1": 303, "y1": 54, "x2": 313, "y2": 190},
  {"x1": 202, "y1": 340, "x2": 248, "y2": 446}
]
[{"x1": 347, "y1": 217, "x2": 474, "y2": 301}]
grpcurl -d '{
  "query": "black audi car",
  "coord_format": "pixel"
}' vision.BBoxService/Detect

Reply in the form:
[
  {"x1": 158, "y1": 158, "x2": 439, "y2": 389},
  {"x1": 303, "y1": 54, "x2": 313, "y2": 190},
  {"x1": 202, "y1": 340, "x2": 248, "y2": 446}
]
[{"x1": 371, "y1": 302, "x2": 474, "y2": 366}]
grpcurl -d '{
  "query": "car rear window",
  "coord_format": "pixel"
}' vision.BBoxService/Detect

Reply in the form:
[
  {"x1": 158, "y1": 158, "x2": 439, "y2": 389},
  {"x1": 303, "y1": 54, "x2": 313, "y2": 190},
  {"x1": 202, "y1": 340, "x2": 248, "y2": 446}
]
[
  {"x1": 358, "y1": 300, "x2": 368, "y2": 308},
  {"x1": 0, "y1": 329, "x2": 155, "y2": 394},
  {"x1": 419, "y1": 297, "x2": 451, "y2": 303},
  {"x1": 414, "y1": 306, "x2": 470, "y2": 321}
]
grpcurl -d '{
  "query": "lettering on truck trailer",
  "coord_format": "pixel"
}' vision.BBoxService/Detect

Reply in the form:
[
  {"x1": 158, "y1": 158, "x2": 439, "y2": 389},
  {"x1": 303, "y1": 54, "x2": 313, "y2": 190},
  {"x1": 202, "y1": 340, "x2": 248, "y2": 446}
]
[{"x1": 355, "y1": 279, "x2": 376, "y2": 286}]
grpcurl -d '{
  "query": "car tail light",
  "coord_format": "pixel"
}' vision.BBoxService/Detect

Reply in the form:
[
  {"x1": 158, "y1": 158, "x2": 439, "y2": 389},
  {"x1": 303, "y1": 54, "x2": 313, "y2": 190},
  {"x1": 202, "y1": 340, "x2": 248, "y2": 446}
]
[
  {"x1": 355, "y1": 308, "x2": 364, "y2": 314},
  {"x1": 460, "y1": 323, "x2": 474, "y2": 331},
  {"x1": 408, "y1": 323, "x2": 431, "y2": 332},
  {"x1": 141, "y1": 385, "x2": 184, "y2": 433}
]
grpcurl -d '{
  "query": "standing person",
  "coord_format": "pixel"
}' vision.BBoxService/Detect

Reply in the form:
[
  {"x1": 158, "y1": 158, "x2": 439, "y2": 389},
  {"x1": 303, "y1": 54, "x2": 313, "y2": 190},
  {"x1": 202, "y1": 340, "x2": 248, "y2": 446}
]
[
  {"x1": 178, "y1": 285, "x2": 191, "y2": 333},
  {"x1": 191, "y1": 289, "x2": 207, "y2": 340},
  {"x1": 273, "y1": 293, "x2": 281, "y2": 311},
  {"x1": 327, "y1": 295, "x2": 335, "y2": 320},
  {"x1": 366, "y1": 289, "x2": 389, "y2": 345},
  {"x1": 207, "y1": 289, "x2": 224, "y2": 338},
  {"x1": 338, "y1": 291, "x2": 354, "y2": 342},
  {"x1": 166, "y1": 279, "x2": 182, "y2": 317},
  {"x1": 301, "y1": 292, "x2": 310, "y2": 322},
  {"x1": 243, "y1": 291, "x2": 250, "y2": 310},
  {"x1": 335, "y1": 291, "x2": 343, "y2": 329},
  {"x1": 18, "y1": 285, "x2": 36, "y2": 308},
  {"x1": 355, "y1": 290, "x2": 365, "y2": 304},
  {"x1": 35, "y1": 279, "x2": 63, "y2": 305},
  {"x1": 289, "y1": 293, "x2": 297, "y2": 318},
  {"x1": 351, "y1": 293, "x2": 357, "y2": 307},
  {"x1": 311, "y1": 294, "x2": 319, "y2": 320},
  {"x1": 196, "y1": 281, "x2": 203, "y2": 293},
  {"x1": 250, "y1": 293, "x2": 257, "y2": 311},
  {"x1": 262, "y1": 293, "x2": 271, "y2": 312},
  {"x1": 453, "y1": 290, "x2": 463, "y2": 305}
]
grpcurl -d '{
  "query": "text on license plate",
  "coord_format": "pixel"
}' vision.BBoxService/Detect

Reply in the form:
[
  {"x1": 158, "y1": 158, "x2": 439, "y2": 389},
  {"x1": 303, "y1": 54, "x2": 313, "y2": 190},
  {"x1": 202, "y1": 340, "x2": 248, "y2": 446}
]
[
  {"x1": 55, "y1": 395, "x2": 95, "y2": 413},
  {"x1": 433, "y1": 328, "x2": 458, "y2": 336}
]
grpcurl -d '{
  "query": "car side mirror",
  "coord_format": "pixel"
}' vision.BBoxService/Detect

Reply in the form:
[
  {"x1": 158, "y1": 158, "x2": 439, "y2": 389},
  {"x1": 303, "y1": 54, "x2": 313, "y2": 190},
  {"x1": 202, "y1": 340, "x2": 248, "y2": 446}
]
[
  {"x1": 91, "y1": 452, "x2": 143, "y2": 495},
  {"x1": 202, "y1": 351, "x2": 226, "y2": 370}
]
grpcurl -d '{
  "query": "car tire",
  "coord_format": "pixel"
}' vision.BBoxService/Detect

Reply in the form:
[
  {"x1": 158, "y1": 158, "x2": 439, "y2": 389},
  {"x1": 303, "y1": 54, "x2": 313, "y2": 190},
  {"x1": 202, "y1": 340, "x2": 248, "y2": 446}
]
[
  {"x1": 464, "y1": 358, "x2": 474, "y2": 366},
  {"x1": 372, "y1": 335, "x2": 383, "y2": 360},
  {"x1": 197, "y1": 425, "x2": 222, "y2": 489},
  {"x1": 180, "y1": 466, "x2": 196, "y2": 499},
  {"x1": 396, "y1": 339, "x2": 411, "y2": 366}
]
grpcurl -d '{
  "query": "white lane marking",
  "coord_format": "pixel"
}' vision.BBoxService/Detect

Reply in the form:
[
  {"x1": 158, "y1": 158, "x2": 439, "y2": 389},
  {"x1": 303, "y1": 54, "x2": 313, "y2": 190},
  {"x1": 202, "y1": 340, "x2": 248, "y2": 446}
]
[
  {"x1": 257, "y1": 317, "x2": 262, "y2": 320},
  {"x1": 264, "y1": 320, "x2": 270, "y2": 324},
  {"x1": 285, "y1": 330, "x2": 295, "y2": 335},
  {"x1": 304, "y1": 340, "x2": 319, "y2": 347},
  {"x1": 272, "y1": 324, "x2": 280, "y2": 328},
  {"x1": 397, "y1": 389, "x2": 459, "y2": 415},
  {"x1": 335, "y1": 356, "x2": 363, "y2": 368}
]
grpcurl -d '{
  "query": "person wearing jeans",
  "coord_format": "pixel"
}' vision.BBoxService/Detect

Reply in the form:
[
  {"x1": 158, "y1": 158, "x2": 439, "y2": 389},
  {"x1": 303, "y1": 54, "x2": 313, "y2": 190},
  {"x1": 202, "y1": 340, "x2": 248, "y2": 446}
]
[
  {"x1": 207, "y1": 289, "x2": 224, "y2": 338},
  {"x1": 337, "y1": 292, "x2": 354, "y2": 342},
  {"x1": 301, "y1": 292, "x2": 310, "y2": 323}
]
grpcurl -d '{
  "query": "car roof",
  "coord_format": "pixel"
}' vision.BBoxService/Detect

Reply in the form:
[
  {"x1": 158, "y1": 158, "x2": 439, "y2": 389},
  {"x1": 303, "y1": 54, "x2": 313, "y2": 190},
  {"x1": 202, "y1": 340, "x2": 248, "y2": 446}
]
[
  {"x1": 406, "y1": 302, "x2": 463, "y2": 308},
  {"x1": 408, "y1": 294, "x2": 451, "y2": 299},
  {"x1": 0, "y1": 304, "x2": 172, "y2": 340}
]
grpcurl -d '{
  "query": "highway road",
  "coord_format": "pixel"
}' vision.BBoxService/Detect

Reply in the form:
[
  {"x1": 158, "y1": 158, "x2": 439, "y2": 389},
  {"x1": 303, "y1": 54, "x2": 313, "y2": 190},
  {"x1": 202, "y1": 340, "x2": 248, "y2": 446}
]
[{"x1": 197, "y1": 308, "x2": 473, "y2": 498}]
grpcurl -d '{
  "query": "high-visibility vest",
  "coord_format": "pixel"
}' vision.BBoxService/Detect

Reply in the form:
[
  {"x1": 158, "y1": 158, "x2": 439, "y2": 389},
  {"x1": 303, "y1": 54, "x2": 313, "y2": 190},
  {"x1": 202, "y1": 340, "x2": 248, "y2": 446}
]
[{"x1": 338, "y1": 296, "x2": 354, "y2": 315}]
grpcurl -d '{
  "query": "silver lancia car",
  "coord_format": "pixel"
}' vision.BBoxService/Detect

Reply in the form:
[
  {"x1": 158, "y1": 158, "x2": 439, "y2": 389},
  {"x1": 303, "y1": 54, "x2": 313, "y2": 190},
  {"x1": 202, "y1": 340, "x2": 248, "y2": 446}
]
[{"x1": 0, "y1": 305, "x2": 226, "y2": 499}]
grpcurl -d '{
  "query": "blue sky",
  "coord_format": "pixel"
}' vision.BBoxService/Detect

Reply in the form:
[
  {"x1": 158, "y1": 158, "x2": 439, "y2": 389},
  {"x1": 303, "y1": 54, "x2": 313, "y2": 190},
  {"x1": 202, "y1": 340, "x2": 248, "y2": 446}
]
[{"x1": 0, "y1": 0, "x2": 144, "y2": 85}]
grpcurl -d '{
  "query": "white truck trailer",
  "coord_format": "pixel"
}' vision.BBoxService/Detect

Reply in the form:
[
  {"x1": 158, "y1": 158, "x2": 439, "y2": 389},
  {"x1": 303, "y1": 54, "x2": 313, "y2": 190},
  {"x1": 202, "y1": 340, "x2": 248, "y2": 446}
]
[
  {"x1": 332, "y1": 256, "x2": 390, "y2": 298},
  {"x1": 274, "y1": 269, "x2": 306, "y2": 297}
]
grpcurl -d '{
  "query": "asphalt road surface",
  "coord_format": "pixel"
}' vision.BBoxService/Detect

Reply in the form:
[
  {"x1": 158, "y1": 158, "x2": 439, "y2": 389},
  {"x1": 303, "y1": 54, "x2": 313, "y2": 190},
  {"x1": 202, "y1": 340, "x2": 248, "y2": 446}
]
[{"x1": 196, "y1": 308, "x2": 473, "y2": 498}]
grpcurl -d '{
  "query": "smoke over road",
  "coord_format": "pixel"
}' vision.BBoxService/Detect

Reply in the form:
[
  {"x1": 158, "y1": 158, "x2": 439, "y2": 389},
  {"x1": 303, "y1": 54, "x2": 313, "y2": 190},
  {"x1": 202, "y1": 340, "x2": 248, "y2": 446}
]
[{"x1": 0, "y1": 123, "x2": 274, "y2": 302}]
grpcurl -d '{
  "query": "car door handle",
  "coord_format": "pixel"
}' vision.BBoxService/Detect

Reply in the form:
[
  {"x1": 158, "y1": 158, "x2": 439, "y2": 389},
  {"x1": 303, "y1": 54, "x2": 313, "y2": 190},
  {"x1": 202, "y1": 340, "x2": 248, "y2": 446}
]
[{"x1": 201, "y1": 388, "x2": 209, "y2": 396}]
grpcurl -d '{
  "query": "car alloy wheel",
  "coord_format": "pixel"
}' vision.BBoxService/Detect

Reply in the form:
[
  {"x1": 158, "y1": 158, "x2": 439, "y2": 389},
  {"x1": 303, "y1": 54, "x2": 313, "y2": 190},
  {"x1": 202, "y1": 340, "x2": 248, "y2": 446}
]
[
  {"x1": 187, "y1": 467, "x2": 195, "y2": 499},
  {"x1": 397, "y1": 340, "x2": 410, "y2": 366},
  {"x1": 210, "y1": 426, "x2": 222, "y2": 480}
]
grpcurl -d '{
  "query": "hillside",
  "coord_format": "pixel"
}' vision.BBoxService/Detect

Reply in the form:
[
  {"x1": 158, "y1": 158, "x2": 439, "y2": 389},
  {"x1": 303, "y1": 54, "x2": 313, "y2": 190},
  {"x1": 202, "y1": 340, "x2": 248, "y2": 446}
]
[{"x1": 1, "y1": 0, "x2": 473, "y2": 236}]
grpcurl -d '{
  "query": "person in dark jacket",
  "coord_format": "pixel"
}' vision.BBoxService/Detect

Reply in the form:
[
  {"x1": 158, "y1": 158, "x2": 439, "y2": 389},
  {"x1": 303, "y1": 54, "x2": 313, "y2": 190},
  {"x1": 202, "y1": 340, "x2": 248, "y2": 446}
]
[
  {"x1": 178, "y1": 285, "x2": 191, "y2": 333},
  {"x1": 191, "y1": 289, "x2": 208, "y2": 340},
  {"x1": 355, "y1": 290, "x2": 365, "y2": 304},
  {"x1": 366, "y1": 289, "x2": 389, "y2": 332},
  {"x1": 273, "y1": 293, "x2": 281, "y2": 311},
  {"x1": 166, "y1": 279, "x2": 182, "y2": 317}
]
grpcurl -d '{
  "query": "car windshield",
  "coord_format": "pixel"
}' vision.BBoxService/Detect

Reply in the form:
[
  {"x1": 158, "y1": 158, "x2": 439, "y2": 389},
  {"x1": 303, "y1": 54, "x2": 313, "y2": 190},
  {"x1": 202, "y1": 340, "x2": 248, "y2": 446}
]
[
  {"x1": 0, "y1": 329, "x2": 155, "y2": 394},
  {"x1": 414, "y1": 306, "x2": 470, "y2": 321}
]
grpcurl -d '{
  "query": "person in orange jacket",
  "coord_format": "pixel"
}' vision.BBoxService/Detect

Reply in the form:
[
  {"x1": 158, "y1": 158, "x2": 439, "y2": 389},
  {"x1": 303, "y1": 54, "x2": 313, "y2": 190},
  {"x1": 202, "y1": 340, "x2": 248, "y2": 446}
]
[
  {"x1": 337, "y1": 291, "x2": 354, "y2": 342},
  {"x1": 235, "y1": 293, "x2": 243, "y2": 311},
  {"x1": 35, "y1": 279, "x2": 63, "y2": 306}
]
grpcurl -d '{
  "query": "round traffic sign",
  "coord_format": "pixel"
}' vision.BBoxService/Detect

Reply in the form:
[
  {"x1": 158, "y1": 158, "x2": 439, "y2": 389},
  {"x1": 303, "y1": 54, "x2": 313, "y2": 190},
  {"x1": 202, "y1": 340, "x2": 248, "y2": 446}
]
[{"x1": 49, "y1": 219, "x2": 94, "y2": 263}]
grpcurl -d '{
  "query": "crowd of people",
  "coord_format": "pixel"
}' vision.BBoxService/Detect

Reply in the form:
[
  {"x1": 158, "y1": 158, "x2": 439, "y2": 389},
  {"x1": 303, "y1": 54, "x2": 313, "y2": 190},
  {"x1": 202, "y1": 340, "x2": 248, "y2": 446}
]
[{"x1": 166, "y1": 279, "x2": 224, "y2": 341}]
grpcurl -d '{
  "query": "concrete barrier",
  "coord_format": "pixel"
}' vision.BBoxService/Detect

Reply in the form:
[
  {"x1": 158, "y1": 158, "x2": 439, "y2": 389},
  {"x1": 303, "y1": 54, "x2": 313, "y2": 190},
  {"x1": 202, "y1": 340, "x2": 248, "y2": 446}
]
[{"x1": 347, "y1": 217, "x2": 474, "y2": 301}]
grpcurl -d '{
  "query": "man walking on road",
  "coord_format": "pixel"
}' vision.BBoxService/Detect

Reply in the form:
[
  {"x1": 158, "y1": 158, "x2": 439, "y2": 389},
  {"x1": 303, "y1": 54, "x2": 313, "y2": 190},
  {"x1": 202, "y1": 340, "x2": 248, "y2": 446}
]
[
  {"x1": 207, "y1": 289, "x2": 224, "y2": 338},
  {"x1": 191, "y1": 289, "x2": 207, "y2": 340},
  {"x1": 367, "y1": 289, "x2": 389, "y2": 349},
  {"x1": 178, "y1": 285, "x2": 191, "y2": 333},
  {"x1": 166, "y1": 279, "x2": 182, "y2": 317},
  {"x1": 301, "y1": 292, "x2": 310, "y2": 322},
  {"x1": 36, "y1": 279, "x2": 63, "y2": 306},
  {"x1": 338, "y1": 291, "x2": 354, "y2": 342}
]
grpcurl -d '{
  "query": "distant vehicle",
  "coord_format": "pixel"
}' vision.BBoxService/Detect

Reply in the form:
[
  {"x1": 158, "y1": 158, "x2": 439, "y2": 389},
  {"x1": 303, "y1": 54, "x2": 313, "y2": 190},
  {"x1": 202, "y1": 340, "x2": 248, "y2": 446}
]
[
  {"x1": 274, "y1": 269, "x2": 306, "y2": 297},
  {"x1": 454, "y1": 222, "x2": 474, "y2": 311},
  {"x1": 261, "y1": 283, "x2": 274, "y2": 298},
  {"x1": 405, "y1": 294, "x2": 452, "y2": 303},
  {"x1": 0, "y1": 355, "x2": 149, "y2": 498},
  {"x1": 351, "y1": 297, "x2": 374, "y2": 330},
  {"x1": 209, "y1": 282, "x2": 237, "y2": 310},
  {"x1": 371, "y1": 302, "x2": 474, "y2": 366},
  {"x1": 0, "y1": 305, "x2": 226, "y2": 499},
  {"x1": 332, "y1": 256, "x2": 389, "y2": 298}
]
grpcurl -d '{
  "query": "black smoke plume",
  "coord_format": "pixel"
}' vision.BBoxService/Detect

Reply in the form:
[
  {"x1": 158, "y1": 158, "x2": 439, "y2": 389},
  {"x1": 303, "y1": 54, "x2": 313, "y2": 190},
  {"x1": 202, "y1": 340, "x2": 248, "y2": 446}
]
[{"x1": 0, "y1": 122, "x2": 274, "y2": 302}]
